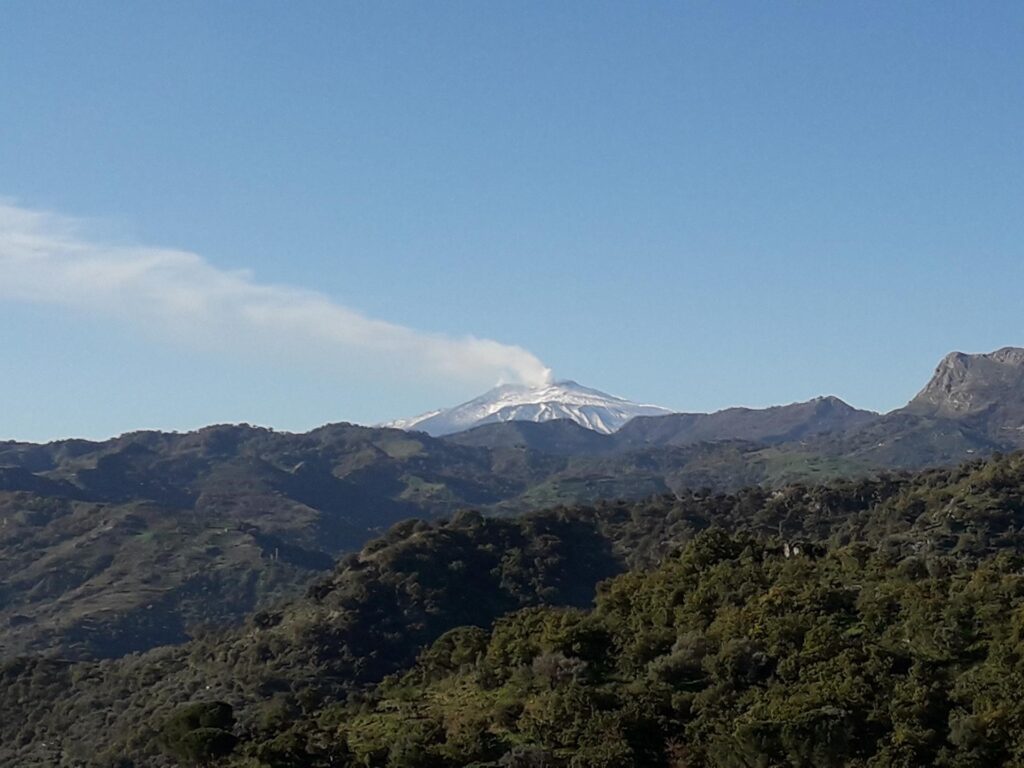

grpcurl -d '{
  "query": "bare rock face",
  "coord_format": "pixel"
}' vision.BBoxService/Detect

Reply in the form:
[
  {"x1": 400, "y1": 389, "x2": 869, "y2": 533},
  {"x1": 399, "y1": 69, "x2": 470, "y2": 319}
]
[
  {"x1": 908, "y1": 347, "x2": 1024, "y2": 417},
  {"x1": 903, "y1": 348, "x2": 1024, "y2": 444}
]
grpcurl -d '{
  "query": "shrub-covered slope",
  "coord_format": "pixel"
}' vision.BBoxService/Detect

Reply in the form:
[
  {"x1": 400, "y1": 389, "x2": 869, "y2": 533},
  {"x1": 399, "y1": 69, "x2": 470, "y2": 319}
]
[
  {"x1": 4, "y1": 454, "x2": 1024, "y2": 766},
  {"x1": 290, "y1": 530, "x2": 1024, "y2": 768},
  {"x1": 0, "y1": 423, "x2": 872, "y2": 659}
]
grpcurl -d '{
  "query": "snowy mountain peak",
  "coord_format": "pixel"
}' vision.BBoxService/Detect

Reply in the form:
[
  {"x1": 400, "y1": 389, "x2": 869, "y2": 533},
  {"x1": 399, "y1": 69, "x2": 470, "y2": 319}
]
[{"x1": 384, "y1": 380, "x2": 674, "y2": 436}]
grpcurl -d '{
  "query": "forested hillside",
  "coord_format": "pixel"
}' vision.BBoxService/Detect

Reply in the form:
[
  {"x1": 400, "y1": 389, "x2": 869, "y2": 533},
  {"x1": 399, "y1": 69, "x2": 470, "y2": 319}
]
[
  {"x1": 3, "y1": 453, "x2": 1024, "y2": 766},
  {"x1": 0, "y1": 422, "x2": 870, "y2": 658},
  {"x1": 7, "y1": 347, "x2": 1024, "y2": 660}
]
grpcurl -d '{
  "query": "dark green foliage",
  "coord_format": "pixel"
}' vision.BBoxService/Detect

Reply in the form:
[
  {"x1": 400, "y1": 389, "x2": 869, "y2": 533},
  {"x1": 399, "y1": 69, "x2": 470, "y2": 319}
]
[
  {"x1": 269, "y1": 525, "x2": 1024, "y2": 767},
  {"x1": 6, "y1": 453, "x2": 1024, "y2": 766},
  {"x1": 158, "y1": 702, "x2": 237, "y2": 766}
]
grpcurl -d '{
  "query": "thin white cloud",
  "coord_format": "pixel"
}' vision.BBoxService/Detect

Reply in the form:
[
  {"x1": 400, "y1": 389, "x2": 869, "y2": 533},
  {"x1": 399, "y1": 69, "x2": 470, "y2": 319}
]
[{"x1": 0, "y1": 202, "x2": 552, "y2": 388}]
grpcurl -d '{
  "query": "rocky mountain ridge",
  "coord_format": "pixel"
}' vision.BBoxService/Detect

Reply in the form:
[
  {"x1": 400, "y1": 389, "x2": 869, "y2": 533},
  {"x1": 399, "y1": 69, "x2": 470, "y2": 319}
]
[{"x1": 903, "y1": 347, "x2": 1024, "y2": 443}]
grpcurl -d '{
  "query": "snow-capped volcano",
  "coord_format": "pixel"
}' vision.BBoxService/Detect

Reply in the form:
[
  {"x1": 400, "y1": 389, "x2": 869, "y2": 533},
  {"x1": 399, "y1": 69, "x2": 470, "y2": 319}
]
[{"x1": 384, "y1": 380, "x2": 673, "y2": 436}]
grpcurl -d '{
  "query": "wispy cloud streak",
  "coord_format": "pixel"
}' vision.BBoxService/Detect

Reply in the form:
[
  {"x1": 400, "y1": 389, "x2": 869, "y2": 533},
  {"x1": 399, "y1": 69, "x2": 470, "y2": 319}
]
[{"x1": 0, "y1": 202, "x2": 552, "y2": 387}]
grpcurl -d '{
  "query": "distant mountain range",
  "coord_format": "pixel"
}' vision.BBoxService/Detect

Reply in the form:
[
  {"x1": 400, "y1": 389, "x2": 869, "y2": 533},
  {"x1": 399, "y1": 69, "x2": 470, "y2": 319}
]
[
  {"x1": 2, "y1": 346, "x2": 1024, "y2": 659},
  {"x1": 386, "y1": 347, "x2": 1024, "y2": 449},
  {"x1": 397, "y1": 347, "x2": 1024, "y2": 461},
  {"x1": 447, "y1": 393, "x2": 877, "y2": 450}
]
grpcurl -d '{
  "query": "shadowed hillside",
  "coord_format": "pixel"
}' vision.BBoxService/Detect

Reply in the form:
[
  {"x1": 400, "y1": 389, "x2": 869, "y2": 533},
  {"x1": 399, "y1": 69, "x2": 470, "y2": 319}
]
[{"x1": 3, "y1": 454, "x2": 1024, "y2": 765}]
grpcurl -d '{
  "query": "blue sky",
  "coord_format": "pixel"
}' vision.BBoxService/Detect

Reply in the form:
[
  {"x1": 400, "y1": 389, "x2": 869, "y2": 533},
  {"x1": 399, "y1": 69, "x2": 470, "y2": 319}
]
[{"x1": 1, "y1": 2, "x2": 1022, "y2": 441}]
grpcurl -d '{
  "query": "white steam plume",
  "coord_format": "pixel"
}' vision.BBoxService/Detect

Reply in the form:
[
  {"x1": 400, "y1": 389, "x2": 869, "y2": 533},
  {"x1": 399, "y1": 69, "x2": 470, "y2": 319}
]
[{"x1": 0, "y1": 202, "x2": 553, "y2": 388}]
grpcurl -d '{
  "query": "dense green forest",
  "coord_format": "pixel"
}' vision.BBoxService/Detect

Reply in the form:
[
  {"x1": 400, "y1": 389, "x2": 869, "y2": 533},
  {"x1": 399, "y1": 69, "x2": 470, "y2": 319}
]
[
  {"x1": 273, "y1": 531, "x2": 1024, "y2": 768},
  {"x1": 4, "y1": 453, "x2": 1024, "y2": 766}
]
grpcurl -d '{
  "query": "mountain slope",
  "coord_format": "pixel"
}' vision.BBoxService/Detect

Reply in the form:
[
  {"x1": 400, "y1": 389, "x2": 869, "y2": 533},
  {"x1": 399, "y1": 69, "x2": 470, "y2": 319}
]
[
  {"x1": 443, "y1": 418, "x2": 615, "y2": 455},
  {"x1": 902, "y1": 347, "x2": 1024, "y2": 447},
  {"x1": 4, "y1": 347, "x2": 1024, "y2": 661},
  {"x1": 614, "y1": 395, "x2": 878, "y2": 448},
  {"x1": 442, "y1": 396, "x2": 878, "y2": 457},
  {"x1": 907, "y1": 347, "x2": 1024, "y2": 416},
  {"x1": 7, "y1": 453, "x2": 1024, "y2": 766},
  {"x1": 0, "y1": 424, "x2": 830, "y2": 659},
  {"x1": 385, "y1": 380, "x2": 673, "y2": 436},
  {"x1": 0, "y1": 422, "x2": 554, "y2": 658},
  {"x1": 796, "y1": 347, "x2": 1024, "y2": 468}
]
